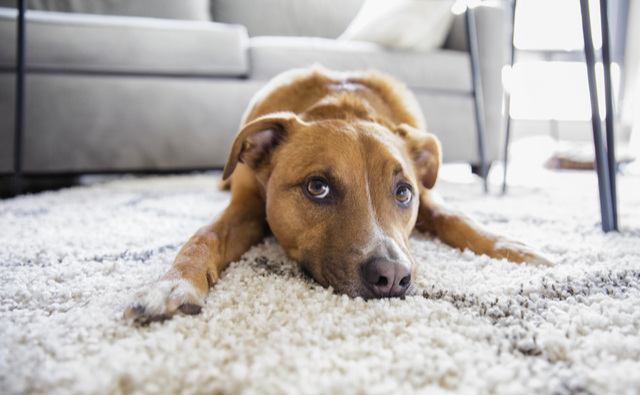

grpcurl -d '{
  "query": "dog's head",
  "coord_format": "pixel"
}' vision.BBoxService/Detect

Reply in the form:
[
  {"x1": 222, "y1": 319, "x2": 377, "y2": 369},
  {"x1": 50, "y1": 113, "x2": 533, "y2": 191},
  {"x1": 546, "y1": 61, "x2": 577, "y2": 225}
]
[{"x1": 223, "y1": 112, "x2": 440, "y2": 299}]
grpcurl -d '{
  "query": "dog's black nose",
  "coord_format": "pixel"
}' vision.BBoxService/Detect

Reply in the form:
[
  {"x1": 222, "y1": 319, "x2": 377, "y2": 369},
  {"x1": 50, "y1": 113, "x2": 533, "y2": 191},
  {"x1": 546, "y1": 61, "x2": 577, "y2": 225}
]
[{"x1": 362, "y1": 258, "x2": 411, "y2": 297}]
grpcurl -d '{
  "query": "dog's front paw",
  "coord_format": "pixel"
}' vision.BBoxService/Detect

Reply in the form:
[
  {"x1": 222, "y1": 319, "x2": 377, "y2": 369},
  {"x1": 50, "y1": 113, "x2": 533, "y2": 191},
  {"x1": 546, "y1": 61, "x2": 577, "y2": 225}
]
[
  {"x1": 124, "y1": 279, "x2": 206, "y2": 325},
  {"x1": 493, "y1": 238, "x2": 553, "y2": 267}
]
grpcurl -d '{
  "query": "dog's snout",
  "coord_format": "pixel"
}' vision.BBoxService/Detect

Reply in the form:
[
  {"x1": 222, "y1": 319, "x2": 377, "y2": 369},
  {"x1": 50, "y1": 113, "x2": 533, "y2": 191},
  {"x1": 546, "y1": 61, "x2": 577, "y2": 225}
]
[{"x1": 362, "y1": 258, "x2": 411, "y2": 298}]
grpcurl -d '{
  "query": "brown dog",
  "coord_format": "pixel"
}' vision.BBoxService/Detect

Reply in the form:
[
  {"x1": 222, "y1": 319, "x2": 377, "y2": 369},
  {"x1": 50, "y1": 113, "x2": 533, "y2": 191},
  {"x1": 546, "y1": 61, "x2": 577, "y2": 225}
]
[{"x1": 125, "y1": 66, "x2": 550, "y2": 324}]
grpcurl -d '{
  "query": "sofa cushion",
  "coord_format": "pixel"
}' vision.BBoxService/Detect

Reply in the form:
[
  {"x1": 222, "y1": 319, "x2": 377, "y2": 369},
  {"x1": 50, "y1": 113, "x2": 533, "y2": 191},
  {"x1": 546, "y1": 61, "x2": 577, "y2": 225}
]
[
  {"x1": 0, "y1": 8, "x2": 248, "y2": 76},
  {"x1": 211, "y1": 0, "x2": 364, "y2": 39},
  {"x1": 249, "y1": 36, "x2": 472, "y2": 92},
  {"x1": 0, "y1": 0, "x2": 211, "y2": 21},
  {"x1": 338, "y1": 0, "x2": 456, "y2": 51}
]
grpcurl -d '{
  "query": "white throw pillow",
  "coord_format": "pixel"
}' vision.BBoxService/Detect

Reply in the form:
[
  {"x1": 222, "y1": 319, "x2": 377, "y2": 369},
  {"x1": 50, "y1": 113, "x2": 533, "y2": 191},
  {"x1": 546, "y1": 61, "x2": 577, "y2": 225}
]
[{"x1": 338, "y1": 0, "x2": 456, "y2": 51}]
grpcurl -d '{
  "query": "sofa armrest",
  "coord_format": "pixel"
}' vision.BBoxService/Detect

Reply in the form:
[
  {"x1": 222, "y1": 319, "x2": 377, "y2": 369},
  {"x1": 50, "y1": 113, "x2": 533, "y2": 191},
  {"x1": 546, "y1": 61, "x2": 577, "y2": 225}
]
[
  {"x1": 0, "y1": 7, "x2": 249, "y2": 76},
  {"x1": 0, "y1": 0, "x2": 211, "y2": 21}
]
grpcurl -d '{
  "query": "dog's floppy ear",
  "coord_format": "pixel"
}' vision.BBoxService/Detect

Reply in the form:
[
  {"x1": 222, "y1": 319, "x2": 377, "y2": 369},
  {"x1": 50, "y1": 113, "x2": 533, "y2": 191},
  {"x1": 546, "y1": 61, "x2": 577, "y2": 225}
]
[
  {"x1": 395, "y1": 124, "x2": 441, "y2": 189},
  {"x1": 222, "y1": 112, "x2": 302, "y2": 180}
]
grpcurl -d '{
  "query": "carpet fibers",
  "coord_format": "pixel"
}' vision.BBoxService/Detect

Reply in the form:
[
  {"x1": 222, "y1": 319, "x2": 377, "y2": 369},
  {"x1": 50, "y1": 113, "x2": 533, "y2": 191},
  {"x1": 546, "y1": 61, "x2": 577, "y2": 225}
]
[{"x1": 1, "y1": 168, "x2": 639, "y2": 395}]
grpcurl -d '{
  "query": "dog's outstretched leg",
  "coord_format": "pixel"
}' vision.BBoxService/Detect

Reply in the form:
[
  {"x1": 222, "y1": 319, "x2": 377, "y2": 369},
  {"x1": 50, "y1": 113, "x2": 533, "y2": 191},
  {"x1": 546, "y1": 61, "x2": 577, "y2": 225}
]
[
  {"x1": 415, "y1": 190, "x2": 552, "y2": 266},
  {"x1": 125, "y1": 170, "x2": 266, "y2": 324}
]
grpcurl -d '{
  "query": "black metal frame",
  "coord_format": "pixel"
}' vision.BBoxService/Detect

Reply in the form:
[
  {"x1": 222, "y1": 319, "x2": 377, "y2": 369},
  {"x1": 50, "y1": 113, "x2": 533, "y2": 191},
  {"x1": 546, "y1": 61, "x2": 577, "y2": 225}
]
[
  {"x1": 466, "y1": 6, "x2": 489, "y2": 193},
  {"x1": 598, "y1": 0, "x2": 619, "y2": 230},
  {"x1": 502, "y1": 0, "x2": 619, "y2": 232},
  {"x1": 502, "y1": 0, "x2": 517, "y2": 194},
  {"x1": 579, "y1": 0, "x2": 618, "y2": 232},
  {"x1": 12, "y1": 0, "x2": 26, "y2": 195}
]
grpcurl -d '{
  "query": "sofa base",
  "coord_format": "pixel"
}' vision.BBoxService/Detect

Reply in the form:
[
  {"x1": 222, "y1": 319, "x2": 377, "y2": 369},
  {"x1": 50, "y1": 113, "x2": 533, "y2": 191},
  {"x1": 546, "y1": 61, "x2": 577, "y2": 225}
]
[
  {"x1": 1, "y1": 72, "x2": 495, "y2": 174},
  {"x1": 1, "y1": 72, "x2": 264, "y2": 173}
]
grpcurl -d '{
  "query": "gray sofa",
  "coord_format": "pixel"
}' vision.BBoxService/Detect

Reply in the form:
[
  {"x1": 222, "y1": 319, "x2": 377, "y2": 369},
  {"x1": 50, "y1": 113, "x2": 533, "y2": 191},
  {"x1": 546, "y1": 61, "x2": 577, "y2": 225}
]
[{"x1": 0, "y1": 0, "x2": 509, "y2": 175}]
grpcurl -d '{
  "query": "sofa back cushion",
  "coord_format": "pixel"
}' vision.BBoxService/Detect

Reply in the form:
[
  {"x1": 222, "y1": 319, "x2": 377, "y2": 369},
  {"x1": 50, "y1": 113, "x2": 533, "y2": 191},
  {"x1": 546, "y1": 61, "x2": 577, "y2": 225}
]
[
  {"x1": 0, "y1": 0, "x2": 211, "y2": 21},
  {"x1": 211, "y1": 0, "x2": 364, "y2": 38}
]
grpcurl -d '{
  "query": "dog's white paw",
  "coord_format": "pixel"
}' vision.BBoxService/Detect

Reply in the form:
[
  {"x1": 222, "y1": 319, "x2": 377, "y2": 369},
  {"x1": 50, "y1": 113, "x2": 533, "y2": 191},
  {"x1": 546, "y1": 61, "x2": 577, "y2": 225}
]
[
  {"x1": 493, "y1": 239, "x2": 553, "y2": 267},
  {"x1": 124, "y1": 279, "x2": 205, "y2": 325}
]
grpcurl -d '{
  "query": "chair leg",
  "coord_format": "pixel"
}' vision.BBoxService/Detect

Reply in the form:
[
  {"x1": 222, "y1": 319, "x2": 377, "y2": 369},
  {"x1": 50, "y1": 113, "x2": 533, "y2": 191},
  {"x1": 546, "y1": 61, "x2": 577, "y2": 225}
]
[
  {"x1": 580, "y1": 0, "x2": 616, "y2": 232},
  {"x1": 503, "y1": 0, "x2": 517, "y2": 194},
  {"x1": 599, "y1": 0, "x2": 619, "y2": 230},
  {"x1": 12, "y1": 0, "x2": 27, "y2": 196},
  {"x1": 467, "y1": 7, "x2": 488, "y2": 193},
  {"x1": 502, "y1": 110, "x2": 512, "y2": 194}
]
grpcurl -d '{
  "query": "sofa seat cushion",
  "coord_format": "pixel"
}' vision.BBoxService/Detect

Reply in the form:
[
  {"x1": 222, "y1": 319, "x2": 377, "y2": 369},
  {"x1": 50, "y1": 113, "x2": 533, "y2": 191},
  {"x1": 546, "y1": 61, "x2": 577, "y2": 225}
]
[
  {"x1": 249, "y1": 36, "x2": 472, "y2": 92},
  {"x1": 0, "y1": 8, "x2": 249, "y2": 76}
]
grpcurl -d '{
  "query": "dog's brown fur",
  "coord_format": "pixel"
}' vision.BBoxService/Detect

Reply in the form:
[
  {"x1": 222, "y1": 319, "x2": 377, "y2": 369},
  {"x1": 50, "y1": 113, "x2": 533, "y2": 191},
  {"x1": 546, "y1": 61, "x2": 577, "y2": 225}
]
[{"x1": 125, "y1": 66, "x2": 550, "y2": 324}]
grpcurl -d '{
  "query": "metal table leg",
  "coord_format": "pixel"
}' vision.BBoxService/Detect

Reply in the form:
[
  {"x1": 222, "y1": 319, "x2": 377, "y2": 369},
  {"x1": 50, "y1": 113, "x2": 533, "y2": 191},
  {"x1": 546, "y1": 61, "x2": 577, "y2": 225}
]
[
  {"x1": 12, "y1": 0, "x2": 26, "y2": 196},
  {"x1": 579, "y1": 0, "x2": 617, "y2": 232},
  {"x1": 502, "y1": 0, "x2": 517, "y2": 194},
  {"x1": 467, "y1": 6, "x2": 489, "y2": 193},
  {"x1": 599, "y1": 0, "x2": 619, "y2": 230}
]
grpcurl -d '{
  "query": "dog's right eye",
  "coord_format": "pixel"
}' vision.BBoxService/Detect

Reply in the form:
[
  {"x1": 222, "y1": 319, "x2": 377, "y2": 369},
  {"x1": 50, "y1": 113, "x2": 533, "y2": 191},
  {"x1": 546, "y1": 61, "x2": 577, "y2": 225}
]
[{"x1": 306, "y1": 178, "x2": 330, "y2": 198}]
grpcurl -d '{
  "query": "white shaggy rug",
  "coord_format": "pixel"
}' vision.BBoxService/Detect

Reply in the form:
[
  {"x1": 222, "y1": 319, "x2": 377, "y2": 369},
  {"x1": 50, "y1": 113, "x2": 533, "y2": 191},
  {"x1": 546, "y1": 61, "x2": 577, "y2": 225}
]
[{"x1": 1, "y1": 161, "x2": 640, "y2": 394}]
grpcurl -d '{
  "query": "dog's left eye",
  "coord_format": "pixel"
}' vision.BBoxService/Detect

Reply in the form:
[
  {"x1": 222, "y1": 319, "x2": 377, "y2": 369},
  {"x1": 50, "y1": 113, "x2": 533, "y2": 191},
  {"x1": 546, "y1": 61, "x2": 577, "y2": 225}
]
[
  {"x1": 395, "y1": 184, "x2": 412, "y2": 205},
  {"x1": 306, "y1": 178, "x2": 330, "y2": 198}
]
